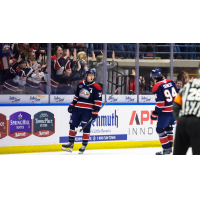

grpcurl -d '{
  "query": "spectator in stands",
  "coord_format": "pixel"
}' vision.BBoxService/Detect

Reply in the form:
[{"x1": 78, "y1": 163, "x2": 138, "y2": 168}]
[
  {"x1": 176, "y1": 80, "x2": 183, "y2": 92},
  {"x1": 19, "y1": 43, "x2": 30, "y2": 60},
  {"x1": 0, "y1": 43, "x2": 12, "y2": 85},
  {"x1": 57, "y1": 61, "x2": 82, "y2": 94},
  {"x1": 9, "y1": 58, "x2": 17, "y2": 68},
  {"x1": 51, "y1": 46, "x2": 73, "y2": 94},
  {"x1": 91, "y1": 50, "x2": 115, "y2": 91},
  {"x1": 27, "y1": 51, "x2": 36, "y2": 64},
  {"x1": 3, "y1": 55, "x2": 22, "y2": 94},
  {"x1": 30, "y1": 43, "x2": 46, "y2": 59},
  {"x1": 149, "y1": 79, "x2": 154, "y2": 93},
  {"x1": 128, "y1": 69, "x2": 140, "y2": 94},
  {"x1": 71, "y1": 51, "x2": 89, "y2": 93},
  {"x1": 139, "y1": 76, "x2": 147, "y2": 92},
  {"x1": 63, "y1": 48, "x2": 76, "y2": 65},
  {"x1": 177, "y1": 71, "x2": 189, "y2": 86},
  {"x1": 25, "y1": 54, "x2": 46, "y2": 94}
]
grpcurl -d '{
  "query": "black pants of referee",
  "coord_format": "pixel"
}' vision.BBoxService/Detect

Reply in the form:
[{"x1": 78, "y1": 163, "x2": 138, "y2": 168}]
[{"x1": 173, "y1": 116, "x2": 200, "y2": 155}]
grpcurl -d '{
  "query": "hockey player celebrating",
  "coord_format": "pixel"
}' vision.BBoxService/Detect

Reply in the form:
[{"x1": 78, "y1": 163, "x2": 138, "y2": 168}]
[
  {"x1": 150, "y1": 68, "x2": 178, "y2": 155},
  {"x1": 62, "y1": 68, "x2": 102, "y2": 154}
]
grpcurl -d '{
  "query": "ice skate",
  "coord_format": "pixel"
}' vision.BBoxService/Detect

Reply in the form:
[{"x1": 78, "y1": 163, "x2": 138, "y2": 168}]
[
  {"x1": 78, "y1": 145, "x2": 86, "y2": 154},
  {"x1": 156, "y1": 148, "x2": 172, "y2": 155},
  {"x1": 61, "y1": 142, "x2": 74, "y2": 153}
]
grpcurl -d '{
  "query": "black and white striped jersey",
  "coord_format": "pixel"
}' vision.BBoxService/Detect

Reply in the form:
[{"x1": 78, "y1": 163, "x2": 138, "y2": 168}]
[{"x1": 176, "y1": 79, "x2": 200, "y2": 118}]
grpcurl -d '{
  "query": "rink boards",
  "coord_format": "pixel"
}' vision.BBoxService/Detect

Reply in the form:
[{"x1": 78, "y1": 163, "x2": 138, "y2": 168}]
[{"x1": 0, "y1": 103, "x2": 174, "y2": 154}]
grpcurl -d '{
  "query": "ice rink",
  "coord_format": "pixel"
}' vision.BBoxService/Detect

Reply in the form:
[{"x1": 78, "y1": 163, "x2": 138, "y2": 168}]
[{"x1": 5, "y1": 147, "x2": 193, "y2": 155}]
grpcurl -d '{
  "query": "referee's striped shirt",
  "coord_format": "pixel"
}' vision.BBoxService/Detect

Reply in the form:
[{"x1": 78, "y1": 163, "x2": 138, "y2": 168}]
[{"x1": 174, "y1": 79, "x2": 200, "y2": 118}]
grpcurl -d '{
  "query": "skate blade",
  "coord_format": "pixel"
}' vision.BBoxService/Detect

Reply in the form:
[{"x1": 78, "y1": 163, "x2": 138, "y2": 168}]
[
  {"x1": 78, "y1": 151, "x2": 84, "y2": 154},
  {"x1": 61, "y1": 147, "x2": 73, "y2": 153}
]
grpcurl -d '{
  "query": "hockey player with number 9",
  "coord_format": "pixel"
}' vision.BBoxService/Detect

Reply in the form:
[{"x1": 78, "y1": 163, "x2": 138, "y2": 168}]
[
  {"x1": 150, "y1": 68, "x2": 178, "y2": 155},
  {"x1": 62, "y1": 68, "x2": 102, "y2": 154}
]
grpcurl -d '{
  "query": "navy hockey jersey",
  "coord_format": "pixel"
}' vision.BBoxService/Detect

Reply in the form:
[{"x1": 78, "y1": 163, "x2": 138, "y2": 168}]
[
  {"x1": 70, "y1": 80, "x2": 102, "y2": 115},
  {"x1": 51, "y1": 56, "x2": 73, "y2": 88},
  {"x1": 3, "y1": 62, "x2": 33, "y2": 92},
  {"x1": 152, "y1": 79, "x2": 178, "y2": 116},
  {"x1": 0, "y1": 43, "x2": 12, "y2": 57}
]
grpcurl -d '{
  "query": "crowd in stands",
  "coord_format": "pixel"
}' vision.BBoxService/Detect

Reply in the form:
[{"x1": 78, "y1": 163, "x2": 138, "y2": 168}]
[
  {"x1": 0, "y1": 43, "x2": 116, "y2": 95},
  {"x1": 127, "y1": 69, "x2": 194, "y2": 95},
  {"x1": 0, "y1": 43, "x2": 198, "y2": 96},
  {"x1": 52, "y1": 43, "x2": 200, "y2": 60}
]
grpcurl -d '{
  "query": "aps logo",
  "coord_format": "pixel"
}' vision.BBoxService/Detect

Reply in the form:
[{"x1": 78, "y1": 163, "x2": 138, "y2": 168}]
[{"x1": 129, "y1": 110, "x2": 156, "y2": 125}]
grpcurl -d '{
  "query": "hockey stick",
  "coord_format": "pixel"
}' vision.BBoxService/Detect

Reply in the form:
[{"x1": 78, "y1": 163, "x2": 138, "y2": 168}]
[{"x1": 75, "y1": 88, "x2": 119, "y2": 132}]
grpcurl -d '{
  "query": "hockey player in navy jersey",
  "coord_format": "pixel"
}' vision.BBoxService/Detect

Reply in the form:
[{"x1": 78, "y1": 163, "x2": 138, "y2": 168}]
[
  {"x1": 150, "y1": 68, "x2": 178, "y2": 155},
  {"x1": 62, "y1": 68, "x2": 102, "y2": 154}
]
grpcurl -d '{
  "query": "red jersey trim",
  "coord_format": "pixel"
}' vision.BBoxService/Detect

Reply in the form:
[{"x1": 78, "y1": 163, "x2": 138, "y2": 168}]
[
  {"x1": 94, "y1": 101, "x2": 102, "y2": 107},
  {"x1": 92, "y1": 111, "x2": 98, "y2": 115},
  {"x1": 163, "y1": 106, "x2": 173, "y2": 112},
  {"x1": 75, "y1": 102, "x2": 94, "y2": 109},
  {"x1": 54, "y1": 59, "x2": 62, "y2": 70},
  {"x1": 77, "y1": 80, "x2": 84, "y2": 86},
  {"x1": 4, "y1": 82, "x2": 18, "y2": 92},
  {"x1": 73, "y1": 96, "x2": 78, "y2": 101},
  {"x1": 92, "y1": 82, "x2": 102, "y2": 90},
  {"x1": 152, "y1": 79, "x2": 171, "y2": 93},
  {"x1": 65, "y1": 60, "x2": 71, "y2": 70},
  {"x1": 159, "y1": 136, "x2": 169, "y2": 144},
  {"x1": 51, "y1": 79, "x2": 59, "y2": 87},
  {"x1": 156, "y1": 101, "x2": 165, "y2": 108}
]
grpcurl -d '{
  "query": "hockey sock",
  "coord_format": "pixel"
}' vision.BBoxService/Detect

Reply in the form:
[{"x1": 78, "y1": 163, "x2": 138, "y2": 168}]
[
  {"x1": 69, "y1": 126, "x2": 77, "y2": 143},
  {"x1": 82, "y1": 133, "x2": 90, "y2": 146},
  {"x1": 164, "y1": 126, "x2": 174, "y2": 148},
  {"x1": 156, "y1": 127, "x2": 171, "y2": 149}
]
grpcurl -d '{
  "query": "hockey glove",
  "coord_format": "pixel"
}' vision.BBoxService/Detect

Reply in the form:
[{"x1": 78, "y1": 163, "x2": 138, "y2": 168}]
[
  {"x1": 91, "y1": 111, "x2": 98, "y2": 120},
  {"x1": 150, "y1": 111, "x2": 158, "y2": 120},
  {"x1": 68, "y1": 104, "x2": 74, "y2": 113}
]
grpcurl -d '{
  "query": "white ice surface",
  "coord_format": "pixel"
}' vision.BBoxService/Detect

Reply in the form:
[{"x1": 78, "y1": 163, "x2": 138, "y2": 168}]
[{"x1": 5, "y1": 147, "x2": 193, "y2": 155}]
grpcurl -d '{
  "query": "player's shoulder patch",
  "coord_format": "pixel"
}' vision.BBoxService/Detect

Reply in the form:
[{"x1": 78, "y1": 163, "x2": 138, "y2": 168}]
[
  {"x1": 92, "y1": 82, "x2": 102, "y2": 90},
  {"x1": 77, "y1": 80, "x2": 84, "y2": 86},
  {"x1": 152, "y1": 81, "x2": 164, "y2": 93}
]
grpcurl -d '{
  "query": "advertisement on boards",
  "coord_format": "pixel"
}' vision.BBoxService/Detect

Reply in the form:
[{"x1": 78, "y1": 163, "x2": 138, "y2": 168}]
[
  {"x1": 0, "y1": 95, "x2": 49, "y2": 104},
  {"x1": 50, "y1": 95, "x2": 106, "y2": 104},
  {"x1": 139, "y1": 95, "x2": 155, "y2": 103},
  {"x1": 128, "y1": 105, "x2": 176, "y2": 141},
  {"x1": 59, "y1": 105, "x2": 130, "y2": 143},
  {"x1": 33, "y1": 111, "x2": 55, "y2": 137},
  {"x1": 8, "y1": 111, "x2": 32, "y2": 139},
  {"x1": 0, "y1": 113, "x2": 7, "y2": 139},
  {"x1": 0, "y1": 106, "x2": 59, "y2": 147},
  {"x1": 106, "y1": 95, "x2": 137, "y2": 103}
]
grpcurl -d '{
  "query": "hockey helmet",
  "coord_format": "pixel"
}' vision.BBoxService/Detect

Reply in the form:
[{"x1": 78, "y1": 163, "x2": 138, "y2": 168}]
[
  {"x1": 150, "y1": 68, "x2": 163, "y2": 79},
  {"x1": 86, "y1": 68, "x2": 96, "y2": 76}
]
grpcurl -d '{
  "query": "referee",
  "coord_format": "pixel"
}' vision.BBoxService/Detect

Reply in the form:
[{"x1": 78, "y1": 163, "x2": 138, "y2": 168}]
[{"x1": 173, "y1": 78, "x2": 200, "y2": 155}]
